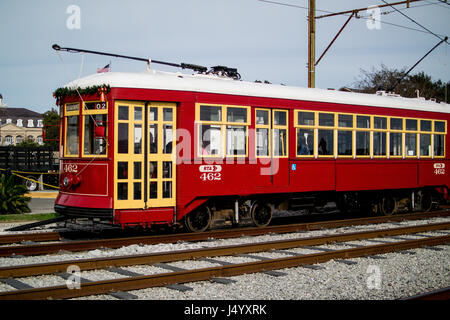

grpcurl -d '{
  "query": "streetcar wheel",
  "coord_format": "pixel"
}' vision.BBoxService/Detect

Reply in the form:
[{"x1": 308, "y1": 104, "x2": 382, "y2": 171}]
[
  {"x1": 24, "y1": 176, "x2": 38, "y2": 191},
  {"x1": 380, "y1": 195, "x2": 398, "y2": 216},
  {"x1": 251, "y1": 202, "x2": 272, "y2": 228},
  {"x1": 419, "y1": 190, "x2": 433, "y2": 212},
  {"x1": 184, "y1": 206, "x2": 212, "y2": 233}
]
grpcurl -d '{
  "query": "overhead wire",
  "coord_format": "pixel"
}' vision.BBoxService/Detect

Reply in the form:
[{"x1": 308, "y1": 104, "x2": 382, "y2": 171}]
[
  {"x1": 257, "y1": 0, "x2": 448, "y2": 37},
  {"x1": 379, "y1": 0, "x2": 449, "y2": 44}
]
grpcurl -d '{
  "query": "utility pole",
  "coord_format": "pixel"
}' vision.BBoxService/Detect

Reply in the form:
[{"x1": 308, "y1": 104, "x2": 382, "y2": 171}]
[{"x1": 308, "y1": 0, "x2": 316, "y2": 88}]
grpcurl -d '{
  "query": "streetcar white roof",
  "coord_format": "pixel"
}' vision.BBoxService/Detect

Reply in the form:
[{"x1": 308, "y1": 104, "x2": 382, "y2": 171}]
[{"x1": 65, "y1": 70, "x2": 450, "y2": 114}]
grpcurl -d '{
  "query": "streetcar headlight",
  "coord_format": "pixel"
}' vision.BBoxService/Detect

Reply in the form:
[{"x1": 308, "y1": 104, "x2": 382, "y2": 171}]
[{"x1": 63, "y1": 176, "x2": 70, "y2": 187}]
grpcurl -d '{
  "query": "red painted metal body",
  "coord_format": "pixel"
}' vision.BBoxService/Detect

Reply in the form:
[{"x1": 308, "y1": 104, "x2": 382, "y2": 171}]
[{"x1": 54, "y1": 78, "x2": 450, "y2": 228}]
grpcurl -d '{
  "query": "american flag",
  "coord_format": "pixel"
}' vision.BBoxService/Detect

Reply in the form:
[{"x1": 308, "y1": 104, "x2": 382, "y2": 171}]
[{"x1": 97, "y1": 63, "x2": 110, "y2": 73}]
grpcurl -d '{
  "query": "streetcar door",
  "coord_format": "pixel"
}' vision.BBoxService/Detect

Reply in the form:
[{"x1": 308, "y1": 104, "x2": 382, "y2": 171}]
[
  {"x1": 147, "y1": 102, "x2": 176, "y2": 208},
  {"x1": 114, "y1": 101, "x2": 176, "y2": 209},
  {"x1": 114, "y1": 101, "x2": 146, "y2": 209}
]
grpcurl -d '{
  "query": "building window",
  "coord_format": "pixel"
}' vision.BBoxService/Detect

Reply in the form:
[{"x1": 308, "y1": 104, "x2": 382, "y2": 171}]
[
  {"x1": 5, "y1": 135, "x2": 13, "y2": 145},
  {"x1": 17, "y1": 119, "x2": 23, "y2": 127},
  {"x1": 37, "y1": 136, "x2": 43, "y2": 145},
  {"x1": 16, "y1": 135, "x2": 23, "y2": 144},
  {"x1": 27, "y1": 119, "x2": 34, "y2": 127},
  {"x1": 37, "y1": 120, "x2": 43, "y2": 128}
]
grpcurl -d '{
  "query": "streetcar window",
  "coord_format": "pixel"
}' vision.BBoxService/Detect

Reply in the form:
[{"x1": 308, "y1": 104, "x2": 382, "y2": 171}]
[
  {"x1": 226, "y1": 125, "x2": 246, "y2": 156},
  {"x1": 390, "y1": 132, "x2": 402, "y2": 157},
  {"x1": 163, "y1": 108, "x2": 173, "y2": 122},
  {"x1": 373, "y1": 117, "x2": 387, "y2": 130},
  {"x1": 298, "y1": 111, "x2": 315, "y2": 126},
  {"x1": 337, "y1": 130, "x2": 352, "y2": 156},
  {"x1": 134, "y1": 107, "x2": 142, "y2": 121},
  {"x1": 338, "y1": 114, "x2": 353, "y2": 128},
  {"x1": 420, "y1": 134, "x2": 431, "y2": 157},
  {"x1": 318, "y1": 113, "x2": 334, "y2": 127},
  {"x1": 406, "y1": 119, "x2": 417, "y2": 131},
  {"x1": 133, "y1": 182, "x2": 142, "y2": 200},
  {"x1": 405, "y1": 133, "x2": 417, "y2": 156},
  {"x1": 148, "y1": 124, "x2": 158, "y2": 154},
  {"x1": 273, "y1": 128, "x2": 287, "y2": 156},
  {"x1": 435, "y1": 121, "x2": 445, "y2": 133},
  {"x1": 118, "y1": 123, "x2": 129, "y2": 154},
  {"x1": 256, "y1": 110, "x2": 269, "y2": 125},
  {"x1": 83, "y1": 114, "x2": 107, "y2": 155},
  {"x1": 118, "y1": 106, "x2": 129, "y2": 120},
  {"x1": 163, "y1": 181, "x2": 172, "y2": 198},
  {"x1": 390, "y1": 118, "x2": 403, "y2": 130},
  {"x1": 134, "y1": 124, "x2": 142, "y2": 154},
  {"x1": 420, "y1": 120, "x2": 431, "y2": 132},
  {"x1": 200, "y1": 124, "x2": 222, "y2": 155},
  {"x1": 149, "y1": 107, "x2": 158, "y2": 121},
  {"x1": 163, "y1": 124, "x2": 173, "y2": 154},
  {"x1": 118, "y1": 162, "x2": 128, "y2": 179},
  {"x1": 65, "y1": 116, "x2": 79, "y2": 156},
  {"x1": 227, "y1": 107, "x2": 247, "y2": 123},
  {"x1": 373, "y1": 132, "x2": 387, "y2": 156},
  {"x1": 434, "y1": 134, "x2": 445, "y2": 156},
  {"x1": 256, "y1": 128, "x2": 269, "y2": 156},
  {"x1": 117, "y1": 183, "x2": 127, "y2": 200},
  {"x1": 318, "y1": 129, "x2": 334, "y2": 156},
  {"x1": 274, "y1": 111, "x2": 287, "y2": 126},
  {"x1": 356, "y1": 131, "x2": 370, "y2": 156},
  {"x1": 356, "y1": 116, "x2": 370, "y2": 129},
  {"x1": 297, "y1": 129, "x2": 314, "y2": 156},
  {"x1": 200, "y1": 105, "x2": 222, "y2": 122}
]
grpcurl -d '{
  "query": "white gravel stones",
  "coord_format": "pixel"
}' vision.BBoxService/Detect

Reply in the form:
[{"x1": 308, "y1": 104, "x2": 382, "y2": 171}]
[{"x1": 0, "y1": 215, "x2": 449, "y2": 299}]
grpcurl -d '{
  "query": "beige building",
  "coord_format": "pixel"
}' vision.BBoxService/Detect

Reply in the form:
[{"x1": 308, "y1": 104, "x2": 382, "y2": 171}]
[{"x1": 0, "y1": 94, "x2": 44, "y2": 146}]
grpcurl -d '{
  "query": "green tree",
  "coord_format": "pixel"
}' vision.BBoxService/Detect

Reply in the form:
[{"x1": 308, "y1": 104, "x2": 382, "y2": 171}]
[
  {"x1": 42, "y1": 108, "x2": 60, "y2": 149},
  {"x1": 352, "y1": 64, "x2": 449, "y2": 103},
  {"x1": 0, "y1": 173, "x2": 31, "y2": 215}
]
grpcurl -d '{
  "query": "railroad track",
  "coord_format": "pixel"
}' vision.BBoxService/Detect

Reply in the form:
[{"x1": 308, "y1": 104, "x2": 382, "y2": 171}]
[
  {"x1": 1, "y1": 210, "x2": 449, "y2": 257},
  {"x1": 0, "y1": 221, "x2": 448, "y2": 300}
]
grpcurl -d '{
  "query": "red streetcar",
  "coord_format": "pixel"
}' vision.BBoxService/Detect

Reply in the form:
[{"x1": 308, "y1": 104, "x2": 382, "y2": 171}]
[{"x1": 53, "y1": 46, "x2": 450, "y2": 232}]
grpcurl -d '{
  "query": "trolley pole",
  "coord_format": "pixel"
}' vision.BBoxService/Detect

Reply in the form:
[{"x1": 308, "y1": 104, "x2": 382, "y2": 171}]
[{"x1": 308, "y1": 0, "x2": 316, "y2": 88}]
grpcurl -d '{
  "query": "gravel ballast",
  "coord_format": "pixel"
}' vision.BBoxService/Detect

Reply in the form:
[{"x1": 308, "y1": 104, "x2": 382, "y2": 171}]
[{"x1": 0, "y1": 216, "x2": 449, "y2": 300}]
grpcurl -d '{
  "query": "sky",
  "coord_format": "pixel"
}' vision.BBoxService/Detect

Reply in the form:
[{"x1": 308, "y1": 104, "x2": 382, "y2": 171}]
[{"x1": 0, "y1": 0, "x2": 449, "y2": 114}]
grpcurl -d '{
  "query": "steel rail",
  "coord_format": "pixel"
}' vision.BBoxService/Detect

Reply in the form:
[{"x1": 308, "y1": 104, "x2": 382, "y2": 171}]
[
  {"x1": 403, "y1": 287, "x2": 450, "y2": 300},
  {"x1": 0, "y1": 221, "x2": 448, "y2": 279},
  {"x1": 0, "y1": 234, "x2": 448, "y2": 300},
  {"x1": 0, "y1": 210, "x2": 449, "y2": 256}
]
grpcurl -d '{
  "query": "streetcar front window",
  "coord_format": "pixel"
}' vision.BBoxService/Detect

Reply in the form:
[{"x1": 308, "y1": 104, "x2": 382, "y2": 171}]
[
  {"x1": 64, "y1": 103, "x2": 80, "y2": 157},
  {"x1": 84, "y1": 114, "x2": 107, "y2": 155},
  {"x1": 66, "y1": 116, "x2": 79, "y2": 155}
]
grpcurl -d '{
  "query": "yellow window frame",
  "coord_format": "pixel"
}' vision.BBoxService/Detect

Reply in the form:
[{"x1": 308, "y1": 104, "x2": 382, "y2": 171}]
[
  {"x1": 195, "y1": 103, "x2": 250, "y2": 158},
  {"x1": 432, "y1": 120, "x2": 446, "y2": 158},
  {"x1": 272, "y1": 109, "x2": 289, "y2": 158},
  {"x1": 372, "y1": 116, "x2": 388, "y2": 158},
  {"x1": 255, "y1": 108, "x2": 272, "y2": 158},
  {"x1": 81, "y1": 101, "x2": 108, "y2": 158},
  {"x1": 355, "y1": 114, "x2": 371, "y2": 159},
  {"x1": 337, "y1": 113, "x2": 355, "y2": 158},
  {"x1": 64, "y1": 102, "x2": 80, "y2": 158},
  {"x1": 294, "y1": 110, "x2": 316, "y2": 158},
  {"x1": 317, "y1": 112, "x2": 336, "y2": 158}
]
